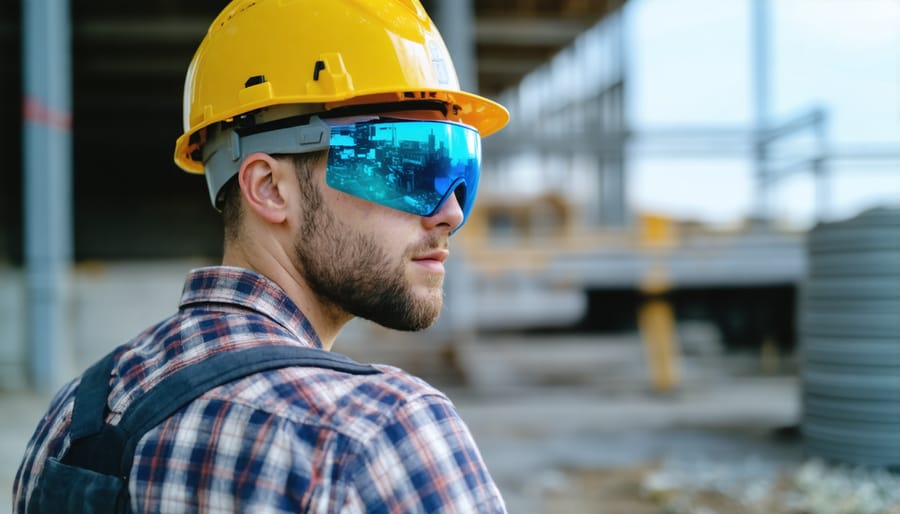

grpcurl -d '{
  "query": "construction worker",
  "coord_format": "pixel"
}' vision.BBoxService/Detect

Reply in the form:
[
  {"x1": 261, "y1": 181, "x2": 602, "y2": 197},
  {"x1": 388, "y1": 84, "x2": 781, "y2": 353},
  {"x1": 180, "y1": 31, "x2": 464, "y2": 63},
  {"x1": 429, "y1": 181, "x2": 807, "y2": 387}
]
[{"x1": 14, "y1": 1, "x2": 509, "y2": 512}]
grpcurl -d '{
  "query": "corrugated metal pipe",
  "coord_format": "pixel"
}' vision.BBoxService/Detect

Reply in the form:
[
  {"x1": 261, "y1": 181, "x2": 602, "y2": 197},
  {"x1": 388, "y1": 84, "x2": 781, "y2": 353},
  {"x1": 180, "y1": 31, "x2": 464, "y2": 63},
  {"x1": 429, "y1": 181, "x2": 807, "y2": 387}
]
[{"x1": 801, "y1": 207, "x2": 900, "y2": 468}]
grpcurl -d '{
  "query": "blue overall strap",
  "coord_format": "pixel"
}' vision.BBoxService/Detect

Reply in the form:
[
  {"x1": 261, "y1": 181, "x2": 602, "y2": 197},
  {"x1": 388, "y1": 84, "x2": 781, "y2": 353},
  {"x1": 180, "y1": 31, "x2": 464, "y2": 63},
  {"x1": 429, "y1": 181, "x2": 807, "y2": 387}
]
[
  {"x1": 31, "y1": 345, "x2": 380, "y2": 514},
  {"x1": 69, "y1": 350, "x2": 118, "y2": 441},
  {"x1": 57, "y1": 350, "x2": 122, "y2": 472}
]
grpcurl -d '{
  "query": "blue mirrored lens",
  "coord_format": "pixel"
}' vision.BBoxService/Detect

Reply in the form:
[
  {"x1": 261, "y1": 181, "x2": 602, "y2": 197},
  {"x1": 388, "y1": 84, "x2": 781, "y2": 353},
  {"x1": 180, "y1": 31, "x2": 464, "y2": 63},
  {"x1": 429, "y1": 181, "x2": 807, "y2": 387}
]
[{"x1": 326, "y1": 119, "x2": 481, "y2": 226}]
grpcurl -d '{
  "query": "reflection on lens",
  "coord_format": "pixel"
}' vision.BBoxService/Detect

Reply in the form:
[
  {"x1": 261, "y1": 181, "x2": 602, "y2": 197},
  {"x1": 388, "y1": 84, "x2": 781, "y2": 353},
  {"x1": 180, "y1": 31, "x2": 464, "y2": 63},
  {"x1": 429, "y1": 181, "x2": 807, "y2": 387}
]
[{"x1": 326, "y1": 120, "x2": 481, "y2": 219}]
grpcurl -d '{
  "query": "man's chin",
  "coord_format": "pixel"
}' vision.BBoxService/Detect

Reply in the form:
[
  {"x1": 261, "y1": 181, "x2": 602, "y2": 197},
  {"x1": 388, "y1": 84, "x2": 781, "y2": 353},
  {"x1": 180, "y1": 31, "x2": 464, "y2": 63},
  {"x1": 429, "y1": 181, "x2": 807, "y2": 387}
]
[{"x1": 381, "y1": 292, "x2": 443, "y2": 332}]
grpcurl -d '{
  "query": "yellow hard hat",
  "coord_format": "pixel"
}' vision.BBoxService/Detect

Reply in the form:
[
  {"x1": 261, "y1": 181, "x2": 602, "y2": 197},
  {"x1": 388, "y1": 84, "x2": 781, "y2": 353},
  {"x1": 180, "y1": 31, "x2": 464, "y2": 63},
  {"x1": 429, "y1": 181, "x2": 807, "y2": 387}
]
[{"x1": 174, "y1": 0, "x2": 509, "y2": 175}]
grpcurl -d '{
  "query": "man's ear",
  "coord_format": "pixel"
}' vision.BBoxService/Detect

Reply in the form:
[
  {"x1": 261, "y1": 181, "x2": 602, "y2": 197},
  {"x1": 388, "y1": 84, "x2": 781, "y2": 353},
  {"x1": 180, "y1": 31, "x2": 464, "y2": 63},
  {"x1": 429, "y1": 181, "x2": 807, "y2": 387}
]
[{"x1": 237, "y1": 152, "x2": 288, "y2": 224}]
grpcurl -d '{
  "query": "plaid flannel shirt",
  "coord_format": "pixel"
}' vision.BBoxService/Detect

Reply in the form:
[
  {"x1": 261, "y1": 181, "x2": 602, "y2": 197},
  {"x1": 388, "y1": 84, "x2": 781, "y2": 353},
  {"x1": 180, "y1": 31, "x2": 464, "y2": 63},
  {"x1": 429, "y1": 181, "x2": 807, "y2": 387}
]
[{"x1": 14, "y1": 266, "x2": 506, "y2": 513}]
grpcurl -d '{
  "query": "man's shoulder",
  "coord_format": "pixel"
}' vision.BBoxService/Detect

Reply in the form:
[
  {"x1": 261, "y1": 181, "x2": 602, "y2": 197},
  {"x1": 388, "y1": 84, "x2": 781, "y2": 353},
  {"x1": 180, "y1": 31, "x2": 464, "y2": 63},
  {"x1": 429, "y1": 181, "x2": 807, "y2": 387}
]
[{"x1": 216, "y1": 360, "x2": 453, "y2": 441}]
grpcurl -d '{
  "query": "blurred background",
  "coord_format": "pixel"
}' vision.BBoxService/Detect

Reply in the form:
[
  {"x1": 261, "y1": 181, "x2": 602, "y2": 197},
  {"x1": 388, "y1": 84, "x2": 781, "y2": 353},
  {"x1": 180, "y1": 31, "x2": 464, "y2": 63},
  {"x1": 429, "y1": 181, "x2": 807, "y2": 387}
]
[{"x1": 2, "y1": 0, "x2": 899, "y2": 512}]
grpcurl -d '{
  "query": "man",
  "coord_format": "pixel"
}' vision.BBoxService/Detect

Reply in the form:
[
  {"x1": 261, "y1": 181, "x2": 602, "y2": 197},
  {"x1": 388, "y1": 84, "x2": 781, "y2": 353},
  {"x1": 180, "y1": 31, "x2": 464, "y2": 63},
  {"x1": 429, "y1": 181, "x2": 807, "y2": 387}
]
[{"x1": 14, "y1": 1, "x2": 509, "y2": 512}]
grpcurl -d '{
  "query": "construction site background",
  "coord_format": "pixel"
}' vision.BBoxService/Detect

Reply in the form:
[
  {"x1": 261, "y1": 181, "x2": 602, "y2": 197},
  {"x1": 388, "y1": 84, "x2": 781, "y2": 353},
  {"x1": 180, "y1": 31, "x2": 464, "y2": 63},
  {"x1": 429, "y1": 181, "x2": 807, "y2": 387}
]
[{"x1": 3, "y1": 0, "x2": 899, "y2": 512}]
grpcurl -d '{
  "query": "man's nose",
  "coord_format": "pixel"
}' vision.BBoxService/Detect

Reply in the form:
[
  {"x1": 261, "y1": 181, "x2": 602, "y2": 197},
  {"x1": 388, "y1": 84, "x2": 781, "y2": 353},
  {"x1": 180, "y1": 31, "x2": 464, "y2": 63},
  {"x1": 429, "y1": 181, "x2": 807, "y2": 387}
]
[{"x1": 424, "y1": 189, "x2": 465, "y2": 233}]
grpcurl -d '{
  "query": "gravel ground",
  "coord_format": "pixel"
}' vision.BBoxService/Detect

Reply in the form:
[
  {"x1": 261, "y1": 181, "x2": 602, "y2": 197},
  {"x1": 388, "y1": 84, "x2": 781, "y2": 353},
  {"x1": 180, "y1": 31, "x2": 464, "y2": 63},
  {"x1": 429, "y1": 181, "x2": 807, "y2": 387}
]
[
  {"x1": 445, "y1": 335, "x2": 900, "y2": 514},
  {"x1": 641, "y1": 458, "x2": 900, "y2": 514}
]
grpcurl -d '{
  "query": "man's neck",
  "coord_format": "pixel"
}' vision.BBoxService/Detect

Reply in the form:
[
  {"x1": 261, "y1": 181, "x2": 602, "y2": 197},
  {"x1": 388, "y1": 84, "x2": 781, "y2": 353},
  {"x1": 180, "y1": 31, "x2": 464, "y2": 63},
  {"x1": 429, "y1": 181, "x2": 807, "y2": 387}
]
[{"x1": 222, "y1": 241, "x2": 350, "y2": 351}]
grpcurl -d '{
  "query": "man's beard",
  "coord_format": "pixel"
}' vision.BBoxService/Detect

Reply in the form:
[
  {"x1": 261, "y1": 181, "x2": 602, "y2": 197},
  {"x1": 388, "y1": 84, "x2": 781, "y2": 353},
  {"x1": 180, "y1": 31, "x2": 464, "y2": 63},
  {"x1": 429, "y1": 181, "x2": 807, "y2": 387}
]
[{"x1": 291, "y1": 181, "x2": 444, "y2": 331}]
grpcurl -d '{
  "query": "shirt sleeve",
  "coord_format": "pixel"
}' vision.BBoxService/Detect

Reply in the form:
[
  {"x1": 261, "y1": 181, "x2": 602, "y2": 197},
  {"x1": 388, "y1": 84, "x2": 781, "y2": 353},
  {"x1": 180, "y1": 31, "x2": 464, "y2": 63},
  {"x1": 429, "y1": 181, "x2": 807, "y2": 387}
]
[{"x1": 341, "y1": 394, "x2": 507, "y2": 514}]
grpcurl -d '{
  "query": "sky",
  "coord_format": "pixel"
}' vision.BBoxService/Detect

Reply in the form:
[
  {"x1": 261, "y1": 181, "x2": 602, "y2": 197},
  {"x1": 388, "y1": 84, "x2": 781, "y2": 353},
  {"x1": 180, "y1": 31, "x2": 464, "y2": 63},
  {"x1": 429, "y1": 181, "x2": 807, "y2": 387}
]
[{"x1": 624, "y1": 0, "x2": 900, "y2": 228}]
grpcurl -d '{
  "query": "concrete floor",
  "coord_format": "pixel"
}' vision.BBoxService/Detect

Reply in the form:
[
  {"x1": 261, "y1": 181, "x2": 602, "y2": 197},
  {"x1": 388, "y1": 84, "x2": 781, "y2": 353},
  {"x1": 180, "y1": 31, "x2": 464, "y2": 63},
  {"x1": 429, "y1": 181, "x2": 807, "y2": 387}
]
[
  {"x1": 449, "y1": 335, "x2": 803, "y2": 513},
  {"x1": 1, "y1": 334, "x2": 803, "y2": 514}
]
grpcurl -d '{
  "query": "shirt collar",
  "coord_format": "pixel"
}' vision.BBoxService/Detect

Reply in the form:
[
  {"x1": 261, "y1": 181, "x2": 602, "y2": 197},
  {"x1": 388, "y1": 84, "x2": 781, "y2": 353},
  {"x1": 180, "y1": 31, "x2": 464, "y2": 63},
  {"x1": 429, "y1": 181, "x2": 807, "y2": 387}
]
[{"x1": 179, "y1": 266, "x2": 323, "y2": 349}]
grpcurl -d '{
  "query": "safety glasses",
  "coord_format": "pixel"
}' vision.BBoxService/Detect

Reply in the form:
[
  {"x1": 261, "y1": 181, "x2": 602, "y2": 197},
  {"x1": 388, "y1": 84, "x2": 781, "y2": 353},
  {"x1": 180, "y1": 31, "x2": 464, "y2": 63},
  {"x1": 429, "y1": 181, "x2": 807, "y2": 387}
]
[
  {"x1": 325, "y1": 118, "x2": 481, "y2": 229},
  {"x1": 204, "y1": 107, "x2": 482, "y2": 231}
]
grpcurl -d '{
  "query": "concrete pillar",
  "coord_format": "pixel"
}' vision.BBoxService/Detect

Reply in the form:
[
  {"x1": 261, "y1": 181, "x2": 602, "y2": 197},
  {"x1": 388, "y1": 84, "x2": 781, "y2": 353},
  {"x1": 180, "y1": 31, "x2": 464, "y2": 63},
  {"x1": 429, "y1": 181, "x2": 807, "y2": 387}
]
[{"x1": 23, "y1": 0, "x2": 73, "y2": 391}]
